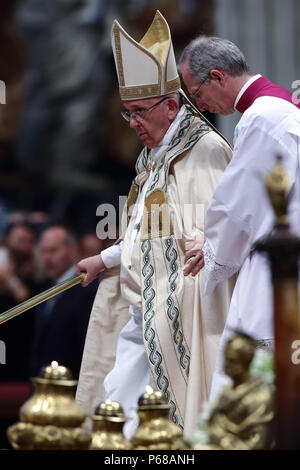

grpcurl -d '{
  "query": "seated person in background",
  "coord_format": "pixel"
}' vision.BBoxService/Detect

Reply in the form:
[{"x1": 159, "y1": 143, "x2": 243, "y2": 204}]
[
  {"x1": 0, "y1": 244, "x2": 29, "y2": 304},
  {"x1": 0, "y1": 245, "x2": 33, "y2": 381},
  {"x1": 29, "y1": 226, "x2": 99, "y2": 379},
  {"x1": 5, "y1": 222, "x2": 42, "y2": 296}
]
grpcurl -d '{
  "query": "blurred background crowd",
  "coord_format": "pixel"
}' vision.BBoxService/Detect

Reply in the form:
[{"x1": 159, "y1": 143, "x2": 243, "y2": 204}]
[{"x1": 0, "y1": 0, "x2": 299, "y2": 448}]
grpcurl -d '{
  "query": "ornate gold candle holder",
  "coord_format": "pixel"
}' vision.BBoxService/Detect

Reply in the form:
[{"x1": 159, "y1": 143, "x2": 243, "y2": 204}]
[
  {"x1": 7, "y1": 361, "x2": 91, "y2": 450},
  {"x1": 256, "y1": 157, "x2": 300, "y2": 449},
  {"x1": 131, "y1": 386, "x2": 189, "y2": 450},
  {"x1": 89, "y1": 400, "x2": 132, "y2": 450}
]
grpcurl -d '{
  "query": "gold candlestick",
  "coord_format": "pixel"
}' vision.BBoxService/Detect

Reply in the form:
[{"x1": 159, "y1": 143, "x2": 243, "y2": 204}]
[
  {"x1": 256, "y1": 156, "x2": 300, "y2": 449},
  {"x1": 131, "y1": 386, "x2": 189, "y2": 450},
  {"x1": 7, "y1": 361, "x2": 91, "y2": 450},
  {"x1": 0, "y1": 273, "x2": 85, "y2": 325},
  {"x1": 89, "y1": 400, "x2": 132, "y2": 450}
]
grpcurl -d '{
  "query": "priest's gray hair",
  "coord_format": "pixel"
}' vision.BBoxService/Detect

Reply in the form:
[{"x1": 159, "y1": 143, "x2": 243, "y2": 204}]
[{"x1": 178, "y1": 36, "x2": 250, "y2": 84}]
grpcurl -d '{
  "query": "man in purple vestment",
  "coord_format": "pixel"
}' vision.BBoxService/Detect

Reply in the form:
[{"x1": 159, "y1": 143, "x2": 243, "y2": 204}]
[{"x1": 178, "y1": 36, "x2": 300, "y2": 399}]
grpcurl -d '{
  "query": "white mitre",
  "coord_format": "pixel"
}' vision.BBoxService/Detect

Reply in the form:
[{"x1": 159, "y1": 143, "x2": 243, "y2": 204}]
[{"x1": 111, "y1": 10, "x2": 181, "y2": 101}]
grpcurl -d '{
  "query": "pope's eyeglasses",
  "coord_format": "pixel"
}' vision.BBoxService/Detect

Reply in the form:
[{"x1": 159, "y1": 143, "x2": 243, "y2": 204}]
[{"x1": 121, "y1": 96, "x2": 169, "y2": 122}]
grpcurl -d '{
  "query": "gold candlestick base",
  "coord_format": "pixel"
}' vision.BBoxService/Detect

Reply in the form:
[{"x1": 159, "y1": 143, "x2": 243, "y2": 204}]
[{"x1": 7, "y1": 361, "x2": 91, "y2": 450}]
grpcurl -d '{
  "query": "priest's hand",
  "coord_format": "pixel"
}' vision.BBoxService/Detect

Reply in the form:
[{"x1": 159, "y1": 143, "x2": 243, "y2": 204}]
[
  {"x1": 77, "y1": 254, "x2": 106, "y2": 287},
  {"x1": 184, "y1": 241, "x2": 205, "y2": 277}
]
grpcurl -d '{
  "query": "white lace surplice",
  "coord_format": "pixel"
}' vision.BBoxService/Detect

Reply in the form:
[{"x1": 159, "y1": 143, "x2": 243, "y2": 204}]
[{"x1": 203, "y1": 96, "x2": 300, "y2": 400}]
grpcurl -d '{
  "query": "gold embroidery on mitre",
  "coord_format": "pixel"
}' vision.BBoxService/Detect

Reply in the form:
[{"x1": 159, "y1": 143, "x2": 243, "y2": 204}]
[
  {"x1": 111, "y1": 18, "x2": 162, "y2": 100},
  {"x1": 111, "y1": 11, "x2": 180, "y2": 100},
  {"x1": 163, "y1": 37, "x2": 181, "y2": 94},
  {"x1": 165, "y1": 77, "x2": 181, "y2": 94},
  {"x1": 120, "y1": 84, "x2": 161, "y2": 101},
  {"x1": 141, "y1": 189, "x2": 173, "y2": 240},
  {"x1": 112, "y1": 24, "x2": 125, "y2": 87}
]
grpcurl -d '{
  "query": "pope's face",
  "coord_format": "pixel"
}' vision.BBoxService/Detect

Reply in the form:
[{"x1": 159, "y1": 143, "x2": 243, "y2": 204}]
[
  {"x1": 123, "y1": 96, "x2": 178, "y2": 148},
  {"x1": 182, "y1": 61, "x2": 235, "y2": 116}
]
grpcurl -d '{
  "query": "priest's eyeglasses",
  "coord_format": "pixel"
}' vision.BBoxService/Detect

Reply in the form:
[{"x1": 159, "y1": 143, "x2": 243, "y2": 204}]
[
  {"x1": 121, "y1": 96, "x2": 169, "y2": 122},
  {"x1": 189, "y1": 81, "x2": 206, "y2": 100}
]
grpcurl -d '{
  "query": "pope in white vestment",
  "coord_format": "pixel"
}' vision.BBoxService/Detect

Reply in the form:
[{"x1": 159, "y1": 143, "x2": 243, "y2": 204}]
[{"x1": 76, "y1": 13, "x2": 235, "y2": 437}]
